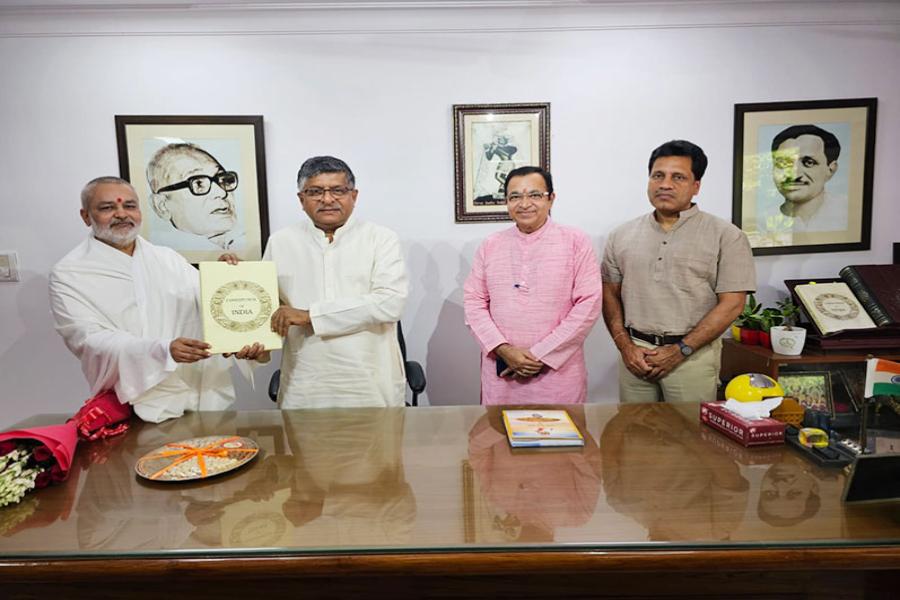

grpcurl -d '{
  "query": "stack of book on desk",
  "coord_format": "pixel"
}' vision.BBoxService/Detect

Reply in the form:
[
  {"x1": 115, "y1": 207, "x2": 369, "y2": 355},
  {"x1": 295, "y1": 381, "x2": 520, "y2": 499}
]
[
  {"x1": 502, "y1": 409, "x2": 584, "y2": 448},
  {"x1": 786, "y1": 264, "x2": 900, "y2": 349}
]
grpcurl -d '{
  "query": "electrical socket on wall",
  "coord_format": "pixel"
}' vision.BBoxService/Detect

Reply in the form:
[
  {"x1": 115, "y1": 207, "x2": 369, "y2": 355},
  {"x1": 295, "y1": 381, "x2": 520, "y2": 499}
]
[{"x1": 0, "y1": 252, "x2": 20, "y2": 282}]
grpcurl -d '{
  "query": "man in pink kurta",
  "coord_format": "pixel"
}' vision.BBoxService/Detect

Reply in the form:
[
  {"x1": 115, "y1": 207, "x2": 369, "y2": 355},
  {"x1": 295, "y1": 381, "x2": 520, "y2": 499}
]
[{"x1": 464, "y1": 166, "x2": 602, "y2": 405}]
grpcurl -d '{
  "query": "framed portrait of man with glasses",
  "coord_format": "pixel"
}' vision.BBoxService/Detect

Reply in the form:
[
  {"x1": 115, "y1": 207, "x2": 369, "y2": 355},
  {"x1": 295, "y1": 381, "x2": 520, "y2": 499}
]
[
  {"x1": 453, "y1": 103, "x2": 550, "y2": 223},
  {"x1": 732, "y1": 98, "x2": 876, "y2": 256},
  {"x1": 115, "y1": 115, "x2": 269, "y2": 263}
]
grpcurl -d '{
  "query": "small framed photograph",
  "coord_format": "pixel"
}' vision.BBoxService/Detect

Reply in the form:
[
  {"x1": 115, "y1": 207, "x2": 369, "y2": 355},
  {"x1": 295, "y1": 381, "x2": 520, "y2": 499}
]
[
  {"x1": 732, "y1": 98, "x2": 877, "y2": 256},
  {"x1": 778, "y1": 371, "x2": 834, "y2": 415},
  {"x1": 115, "y1": 115, "x2": 269, "y2": 263},
  {"x1": 453, "y1": 102, "x2": 550, "y2": 223}
]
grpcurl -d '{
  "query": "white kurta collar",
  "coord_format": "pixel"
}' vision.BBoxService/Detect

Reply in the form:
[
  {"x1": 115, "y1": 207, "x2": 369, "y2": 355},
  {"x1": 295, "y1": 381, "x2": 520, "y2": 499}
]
[{"x1": 301, "y1": 214, "x2": 359, "y2": 247}]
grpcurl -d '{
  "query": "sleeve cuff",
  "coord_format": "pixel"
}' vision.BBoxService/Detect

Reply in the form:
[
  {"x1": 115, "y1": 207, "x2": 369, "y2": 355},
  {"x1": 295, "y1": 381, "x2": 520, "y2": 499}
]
[
  {"x1": 483, "y1": 333, "x2": 508, "y2": 356},
  {"x1": 155, "y1": 338, "x2": 178, "y2": 372},
  {"x1": 529, "y1": 342, "x2": 562, "y2": 370},
  {"x1": 714, "y1": 284, "x2": 756, "y2": 293},
  {"x1": 306, "y1": 302, "x2": 322, "y2": 335}
]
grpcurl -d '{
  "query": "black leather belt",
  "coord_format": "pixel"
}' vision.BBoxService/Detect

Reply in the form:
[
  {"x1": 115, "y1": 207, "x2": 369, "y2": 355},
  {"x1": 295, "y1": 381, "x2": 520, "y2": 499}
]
[{"x1": 626, "y1": 327, "x2": 683, "y2": 346}]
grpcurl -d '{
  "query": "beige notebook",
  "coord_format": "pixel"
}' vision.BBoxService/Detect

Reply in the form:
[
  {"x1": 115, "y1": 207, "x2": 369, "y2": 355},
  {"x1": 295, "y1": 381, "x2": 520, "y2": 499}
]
[
  {"x1": 199, "y1": 261, "x2": 283, "y2": 354},
  {"x1": 794, "y1": 282, "x2": 876, "y2": 335}
]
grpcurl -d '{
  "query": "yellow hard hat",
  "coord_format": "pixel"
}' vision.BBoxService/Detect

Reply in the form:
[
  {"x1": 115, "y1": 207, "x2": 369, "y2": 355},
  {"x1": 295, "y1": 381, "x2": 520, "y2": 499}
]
[{"x1": 725, "y1": 373, "x2": 785, "y2": 403}]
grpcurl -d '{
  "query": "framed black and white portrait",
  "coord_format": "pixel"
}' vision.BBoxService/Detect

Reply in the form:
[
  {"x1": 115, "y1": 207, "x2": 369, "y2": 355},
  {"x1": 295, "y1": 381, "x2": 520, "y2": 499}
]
[
  {"x1": 453, "y1": 103, "x2": 550, "y2": 223},
  {"x1": 115, "y1": 115, "x2": 269, "y2": 263},
  {"x1": 732, "y1": 98, "x2": 876, "y2": 256}
]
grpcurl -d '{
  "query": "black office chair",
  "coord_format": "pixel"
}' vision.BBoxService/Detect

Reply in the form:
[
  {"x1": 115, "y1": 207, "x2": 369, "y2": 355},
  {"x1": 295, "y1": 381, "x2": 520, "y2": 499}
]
[{"x1": 268, "y1": 321, "x2": 426, "y2": 407}]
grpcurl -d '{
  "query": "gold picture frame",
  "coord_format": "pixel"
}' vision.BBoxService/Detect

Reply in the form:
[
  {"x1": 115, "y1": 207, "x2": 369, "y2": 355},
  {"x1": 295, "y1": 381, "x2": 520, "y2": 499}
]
[{"x1": 453, "y1": 102, "x2": 550, "y2": 223}]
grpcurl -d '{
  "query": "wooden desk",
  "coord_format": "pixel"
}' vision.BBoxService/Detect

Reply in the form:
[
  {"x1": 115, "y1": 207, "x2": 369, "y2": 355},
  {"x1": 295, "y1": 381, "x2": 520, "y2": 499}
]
[{"x1": 1, "y1": 404, "x2": 899, "y2": 599}]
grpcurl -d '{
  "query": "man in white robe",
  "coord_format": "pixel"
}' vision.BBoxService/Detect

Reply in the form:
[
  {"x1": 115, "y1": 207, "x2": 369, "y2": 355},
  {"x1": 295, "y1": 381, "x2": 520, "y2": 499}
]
[
  {"x1": 49, "y1": 176, "x2": 262, "y2": 423},
  {"x1": 264, "y1": 156, "x2": 408, "y2": 408}
]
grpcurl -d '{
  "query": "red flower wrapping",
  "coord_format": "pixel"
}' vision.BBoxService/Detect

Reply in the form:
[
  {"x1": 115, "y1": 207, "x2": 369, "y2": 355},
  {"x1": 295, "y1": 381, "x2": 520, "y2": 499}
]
[
  {"x1": 0, "y1": 423, "x2": 78, "y2": 480},
  {"x1": 0, "y1": 390, "x2": 133, "y2": 494},
  {"x1": 69, "y1": 390, "x2": 133, "y2": 441}
]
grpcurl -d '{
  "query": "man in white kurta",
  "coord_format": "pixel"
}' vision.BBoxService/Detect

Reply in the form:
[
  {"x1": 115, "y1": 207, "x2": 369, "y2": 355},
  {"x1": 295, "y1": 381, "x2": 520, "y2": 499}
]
[
  {"x1": 49, "y1": 176, "x2": 238, "y2": 423},
  {"x1": 264, "y1": 156, "x2": 408, "y2": 408}
]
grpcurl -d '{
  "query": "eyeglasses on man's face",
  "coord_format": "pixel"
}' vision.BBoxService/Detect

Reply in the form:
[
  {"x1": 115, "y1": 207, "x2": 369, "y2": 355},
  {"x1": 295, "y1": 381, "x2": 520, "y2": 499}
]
[
  {"x1": 156, "y1": 170, "x2": 239, "y2": 196},
  {"x1": 301, "y1": 187, "x2": 354, "y2": 200},
  {"x1": 506, "y1": 191, "x2": 550, "y2": 203}
]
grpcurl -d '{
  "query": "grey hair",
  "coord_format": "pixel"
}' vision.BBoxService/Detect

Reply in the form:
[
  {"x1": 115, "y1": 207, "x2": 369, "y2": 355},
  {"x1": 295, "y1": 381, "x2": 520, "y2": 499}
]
[
  {"x1": 80, "y1": 176, "x2": 134, "y2": 210},
  {"x1": 296, "y1": 156, "x2": 355, "y2": 191},
  {"x1": 146, "y1": 143, "x2": 221, "y2": 194}
]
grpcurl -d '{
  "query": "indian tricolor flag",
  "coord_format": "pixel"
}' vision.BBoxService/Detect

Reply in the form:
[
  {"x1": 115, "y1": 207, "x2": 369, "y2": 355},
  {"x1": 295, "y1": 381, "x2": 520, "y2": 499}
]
[{"x1": 865, "y1": 358, "x2": 900, "y2": 398}]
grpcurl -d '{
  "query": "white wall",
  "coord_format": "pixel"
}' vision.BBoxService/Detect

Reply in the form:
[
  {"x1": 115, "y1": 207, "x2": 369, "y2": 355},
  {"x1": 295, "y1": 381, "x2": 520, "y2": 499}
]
[{"x1": 1, "y1": 1, "x2": 898, "y2": 427}]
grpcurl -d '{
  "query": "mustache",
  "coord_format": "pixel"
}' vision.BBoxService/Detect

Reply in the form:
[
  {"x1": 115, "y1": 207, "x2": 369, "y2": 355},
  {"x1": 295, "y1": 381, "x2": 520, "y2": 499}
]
[
  {"x1": 92, "y1": 217, "x2": 139, "y2": 248},
  {"x1": 780, "y1": 175, "x2": 810, "y2": 184}
]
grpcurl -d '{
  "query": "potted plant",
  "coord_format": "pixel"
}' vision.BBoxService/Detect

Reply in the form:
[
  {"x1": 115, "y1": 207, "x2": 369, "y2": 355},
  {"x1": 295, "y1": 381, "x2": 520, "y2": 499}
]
[
  {"x1": 733, "y1": 294, "x2": 763, "y2": 345},
  {"x1": 758, "y1": 307, "x2": 784, "y2": 349},
  {"x1": 770, "y1": 298, "x2": 806, "y2": 355}
]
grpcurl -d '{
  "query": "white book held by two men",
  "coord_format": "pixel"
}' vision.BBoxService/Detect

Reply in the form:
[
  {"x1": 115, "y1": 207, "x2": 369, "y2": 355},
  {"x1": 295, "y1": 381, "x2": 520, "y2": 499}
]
[{"x1": 199, "y1": 261, "x2": 283, "y2": 354}]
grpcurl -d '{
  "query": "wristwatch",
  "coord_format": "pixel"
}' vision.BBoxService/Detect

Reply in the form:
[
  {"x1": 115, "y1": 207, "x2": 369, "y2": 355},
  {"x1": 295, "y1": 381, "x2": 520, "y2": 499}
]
[{"x1": 677, "y1": 340, "x2": 694, "y2": 357}]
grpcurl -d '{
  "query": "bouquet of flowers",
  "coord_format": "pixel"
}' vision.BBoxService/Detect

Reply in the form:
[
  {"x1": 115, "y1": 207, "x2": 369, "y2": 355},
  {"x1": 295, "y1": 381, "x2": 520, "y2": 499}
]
[
  {"x1": 0, "y1": 390, "x2": 132, "y2": 507},
  {"x1": 0, "y1": 424, "x2": 74, "y2": 507}
]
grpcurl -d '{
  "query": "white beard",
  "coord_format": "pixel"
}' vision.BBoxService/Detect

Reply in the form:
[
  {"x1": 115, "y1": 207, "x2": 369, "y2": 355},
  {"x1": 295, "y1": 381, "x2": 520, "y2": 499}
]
[{"x1": 92, "y1": 219, "x2": 139, "y2": 248}]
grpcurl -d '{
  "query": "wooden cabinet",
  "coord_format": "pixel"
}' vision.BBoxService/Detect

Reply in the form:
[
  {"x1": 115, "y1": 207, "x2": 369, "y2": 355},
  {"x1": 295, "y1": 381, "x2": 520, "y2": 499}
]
[{"x1": 720, "y1": 338, "x2": 900, "y2": 382}]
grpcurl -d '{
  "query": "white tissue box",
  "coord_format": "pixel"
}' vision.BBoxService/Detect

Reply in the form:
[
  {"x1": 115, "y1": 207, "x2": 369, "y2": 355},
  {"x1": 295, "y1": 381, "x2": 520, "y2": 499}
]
[{"x1": 700, "y1": 402, "x2": 785, "y2": 447}]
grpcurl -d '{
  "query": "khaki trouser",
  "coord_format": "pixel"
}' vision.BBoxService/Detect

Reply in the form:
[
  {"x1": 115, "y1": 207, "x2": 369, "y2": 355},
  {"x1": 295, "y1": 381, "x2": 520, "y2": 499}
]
[{"x1": 618, "y1": 337, "x2": 722, "y2": 403}]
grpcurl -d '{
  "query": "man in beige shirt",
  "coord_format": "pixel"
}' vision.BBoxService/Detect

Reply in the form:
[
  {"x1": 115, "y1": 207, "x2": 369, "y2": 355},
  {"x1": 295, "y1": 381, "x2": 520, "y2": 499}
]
[{"x1": 601, "y1": 140, "x2": 756, "y2": 403}]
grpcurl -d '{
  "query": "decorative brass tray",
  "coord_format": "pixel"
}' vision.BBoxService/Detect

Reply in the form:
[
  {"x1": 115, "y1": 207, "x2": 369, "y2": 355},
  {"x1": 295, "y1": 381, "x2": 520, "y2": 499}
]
[{"x1": 135, "y1": 435, "x2": 259, "y2": 482}]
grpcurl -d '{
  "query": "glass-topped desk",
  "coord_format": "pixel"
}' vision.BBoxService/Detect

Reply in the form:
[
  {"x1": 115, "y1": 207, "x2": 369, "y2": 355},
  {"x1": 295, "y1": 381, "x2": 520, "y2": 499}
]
[{"x1": 1, "y1": 403, "x2": 899, "y2": 599}]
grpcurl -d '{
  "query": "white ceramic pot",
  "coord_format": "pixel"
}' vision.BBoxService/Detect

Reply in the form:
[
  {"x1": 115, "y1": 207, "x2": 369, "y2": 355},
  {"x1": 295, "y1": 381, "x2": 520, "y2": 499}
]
[{"x1": 770, "y1": 326, "x2": 806, "y2": 356}]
